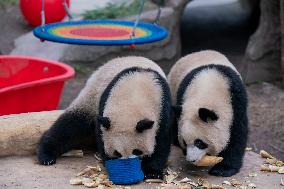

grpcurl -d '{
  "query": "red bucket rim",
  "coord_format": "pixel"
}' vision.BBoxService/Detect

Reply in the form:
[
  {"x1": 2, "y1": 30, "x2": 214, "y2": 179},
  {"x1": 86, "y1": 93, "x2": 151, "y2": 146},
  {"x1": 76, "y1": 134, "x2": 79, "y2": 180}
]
[{"x1": 0, "y1": 55, "x2": 75, "y2": 94}]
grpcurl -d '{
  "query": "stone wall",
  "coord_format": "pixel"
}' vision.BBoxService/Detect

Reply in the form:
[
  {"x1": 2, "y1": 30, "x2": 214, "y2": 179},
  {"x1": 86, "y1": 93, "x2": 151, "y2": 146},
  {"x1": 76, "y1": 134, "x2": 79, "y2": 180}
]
[{"x1": 242, "y1": 0, "x2": 282, "y2": 83}]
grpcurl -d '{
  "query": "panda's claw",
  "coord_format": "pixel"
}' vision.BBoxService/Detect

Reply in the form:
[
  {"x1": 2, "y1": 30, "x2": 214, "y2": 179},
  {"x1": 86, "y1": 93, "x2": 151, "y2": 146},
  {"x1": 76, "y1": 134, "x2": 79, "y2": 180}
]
[
  {"x1": 144, "y1": 172, "x2": 164, "y2": 180},
  {"x1": 38, "y1": 154, "x2": 56, "y2": 166}
]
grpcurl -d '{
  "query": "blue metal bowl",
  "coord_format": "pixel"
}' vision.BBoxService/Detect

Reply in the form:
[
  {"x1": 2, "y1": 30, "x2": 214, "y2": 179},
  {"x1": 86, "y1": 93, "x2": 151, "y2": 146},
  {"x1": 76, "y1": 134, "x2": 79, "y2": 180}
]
[{"x1": 105, "y1": 157, "x2": 144, "y2": 185}]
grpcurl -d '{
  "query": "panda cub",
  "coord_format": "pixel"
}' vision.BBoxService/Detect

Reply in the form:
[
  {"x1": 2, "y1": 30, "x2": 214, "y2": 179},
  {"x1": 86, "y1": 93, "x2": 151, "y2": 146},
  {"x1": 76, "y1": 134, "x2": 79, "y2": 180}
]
[
  {"x1": 37, "y1": 56, "x2": 172, "y2": 179},
  {"x1": 168, "y1": 50, "x2": 248, "y2": 177}
]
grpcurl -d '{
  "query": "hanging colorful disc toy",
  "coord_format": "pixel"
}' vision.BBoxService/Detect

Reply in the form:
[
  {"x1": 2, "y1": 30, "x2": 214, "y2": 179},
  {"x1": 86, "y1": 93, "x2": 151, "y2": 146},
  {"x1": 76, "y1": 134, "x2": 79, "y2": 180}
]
[{"x1": 33, "y1": 0, "x2": 168, "y2": 46}]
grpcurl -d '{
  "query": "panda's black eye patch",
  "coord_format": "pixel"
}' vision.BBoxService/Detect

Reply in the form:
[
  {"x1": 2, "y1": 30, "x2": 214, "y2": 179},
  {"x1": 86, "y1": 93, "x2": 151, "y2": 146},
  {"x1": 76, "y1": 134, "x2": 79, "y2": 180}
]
[
  {"x1": 97, "y1": 116, "x2": 111, "y2": 130},
  {"x1": 136, "y1": 119, "x2": 154, "y2": 133},
  {"x1": 194, "y1": 139, "x2": 208, "y2": 149},
  {"x1": 198, "y1": 108, "x2": 219, "y2": 123}
]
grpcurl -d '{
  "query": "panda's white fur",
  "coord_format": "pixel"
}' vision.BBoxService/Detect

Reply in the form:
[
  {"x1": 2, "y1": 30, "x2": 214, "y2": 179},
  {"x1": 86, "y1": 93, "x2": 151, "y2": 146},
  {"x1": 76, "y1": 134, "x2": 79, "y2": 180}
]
[
  {"x1": 70, "y1": 56, "x2": 165, "y2": 115},
  {"x1": 168, "y1": 50, "x2": 248, "y2": 177},
  {"x1": 102, "y1": 72, "x2": 162, "y2": 157},
  {"x1": 67, "y1": 56, "x2": 166, "y2": 157},
  {"x1": 177, "y1": 69, "x2": 233, "y2": 161},
  {"x1": 168, "y1": 50, "x2": 239, "y2": 102},
  {"x1": 38, "y1": 56, "x2": 172, "y2": 179}
]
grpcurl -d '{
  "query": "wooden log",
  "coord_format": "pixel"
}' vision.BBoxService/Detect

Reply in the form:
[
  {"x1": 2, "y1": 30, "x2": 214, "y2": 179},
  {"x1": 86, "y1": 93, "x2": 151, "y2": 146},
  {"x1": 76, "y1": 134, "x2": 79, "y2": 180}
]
[{"x1": 0, "y1": 110, "x2": 63, "y2": 156}]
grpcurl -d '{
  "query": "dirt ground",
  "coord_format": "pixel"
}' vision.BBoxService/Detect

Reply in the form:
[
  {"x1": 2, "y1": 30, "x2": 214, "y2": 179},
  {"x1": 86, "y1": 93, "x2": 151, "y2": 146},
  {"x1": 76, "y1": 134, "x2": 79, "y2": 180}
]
[
  {"x1": 1, "y1": 147, "x2": 283, "y2": 189},
  {"x1": 0, "y1": 5, "x2": 283, "y2": 161}
]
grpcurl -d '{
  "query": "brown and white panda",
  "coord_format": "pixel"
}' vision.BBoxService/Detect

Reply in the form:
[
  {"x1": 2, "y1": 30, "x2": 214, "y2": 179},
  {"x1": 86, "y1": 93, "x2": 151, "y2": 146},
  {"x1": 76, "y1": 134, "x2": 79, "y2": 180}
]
[
  {"x1": 168, "y1": 50, "x2": 248, "y2": 177},
  {"x1": 37, "y1": 56, "x2": 172, "y2": 179}
]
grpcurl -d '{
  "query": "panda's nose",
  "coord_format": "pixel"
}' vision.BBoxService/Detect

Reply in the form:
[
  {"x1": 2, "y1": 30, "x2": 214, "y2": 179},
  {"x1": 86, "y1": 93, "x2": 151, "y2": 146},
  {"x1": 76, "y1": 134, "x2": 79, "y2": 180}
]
[
  {"x1": 194, "y1": 139, "x2": 208, "y2": 149},
  {"x1": 132, "y1": 149, "x2": 143, "y2": 156},
  {"x1": 113, "y1": 150, "x2": 122, "y2": 158}
]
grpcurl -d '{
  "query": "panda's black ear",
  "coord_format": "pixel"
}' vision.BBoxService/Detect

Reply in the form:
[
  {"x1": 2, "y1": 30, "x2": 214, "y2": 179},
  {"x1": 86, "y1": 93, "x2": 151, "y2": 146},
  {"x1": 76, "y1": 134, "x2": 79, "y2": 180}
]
[
  {"x1": 136, "y1": 119, "x2": 154, "y2": 133},
  {"x1": 172, "y1": 105, "x2": 182, "y2": 116},
  {"x1": 97, "y1": 116, "x2": 111, "y2": 130},
  {"x1": 198, "y1": 108, "x2": 219, "y2": 123}
]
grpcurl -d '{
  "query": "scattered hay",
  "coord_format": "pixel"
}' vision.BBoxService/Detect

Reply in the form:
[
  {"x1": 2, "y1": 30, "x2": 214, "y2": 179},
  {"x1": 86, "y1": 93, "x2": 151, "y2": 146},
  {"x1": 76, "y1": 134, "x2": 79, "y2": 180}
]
[
  {"x1": 259, "y1": 150, "x2": 284, "y2": 175},
  {"x1": 70, "y1": 162, "x2": 114, "y2": 188},
  {"x1": 260, "y1": 150, "x2": 274, "y2": 159},
  {"x1": 69, "y1": 149, "x2": 284, "y2": 188}
]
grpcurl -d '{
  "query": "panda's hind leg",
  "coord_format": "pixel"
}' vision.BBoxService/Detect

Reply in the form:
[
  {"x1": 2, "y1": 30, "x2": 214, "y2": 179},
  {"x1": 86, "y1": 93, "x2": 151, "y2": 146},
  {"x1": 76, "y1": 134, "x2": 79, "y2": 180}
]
[{"x1": 37, "y1": 110, "x2": 96, "y2": 165}]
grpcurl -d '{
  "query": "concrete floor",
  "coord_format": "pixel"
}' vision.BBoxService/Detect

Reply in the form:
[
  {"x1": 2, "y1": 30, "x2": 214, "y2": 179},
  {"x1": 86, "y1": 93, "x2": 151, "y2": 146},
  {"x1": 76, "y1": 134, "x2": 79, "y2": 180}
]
[{"x1": 0, "y1": 147, "x2": 283, "y2": 189}]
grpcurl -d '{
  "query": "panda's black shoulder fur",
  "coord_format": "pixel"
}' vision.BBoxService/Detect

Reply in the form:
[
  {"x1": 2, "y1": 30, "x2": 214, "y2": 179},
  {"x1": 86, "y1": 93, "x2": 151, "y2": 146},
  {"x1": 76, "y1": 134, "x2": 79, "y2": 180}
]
[
  {"x1": 175, "y1": 64, "x2": 248, "y2": 177},
  {"x1": 96, "y1": 66, "x2": 172, "y2": 179}
]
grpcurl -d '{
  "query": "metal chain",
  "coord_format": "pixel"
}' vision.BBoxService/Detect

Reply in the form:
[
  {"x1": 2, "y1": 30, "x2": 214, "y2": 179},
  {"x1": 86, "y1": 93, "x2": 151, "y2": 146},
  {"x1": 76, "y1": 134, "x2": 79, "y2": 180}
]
[
  {"x1": 153, "y1": 0, "x2": 165, "y2": 25},
  {"x1": 63, "y1": 0, "x2": 73, "y2": 21},
  {"x1": 153, "y1": 6, "x2": 162, "y2": 25},
  {"x1": 41, "y1": 0, "x2": 45, "y2": 31},
  {"x1": 130, "y1": 0, "x2": 145, "y2": 40}
]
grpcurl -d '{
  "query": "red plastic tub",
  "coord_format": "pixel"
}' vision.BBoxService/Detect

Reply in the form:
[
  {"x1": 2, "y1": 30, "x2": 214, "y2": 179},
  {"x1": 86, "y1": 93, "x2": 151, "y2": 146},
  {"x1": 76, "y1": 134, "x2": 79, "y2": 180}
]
[{"x1": 0, "y1": 56, "x2": 75, "y2": 116}]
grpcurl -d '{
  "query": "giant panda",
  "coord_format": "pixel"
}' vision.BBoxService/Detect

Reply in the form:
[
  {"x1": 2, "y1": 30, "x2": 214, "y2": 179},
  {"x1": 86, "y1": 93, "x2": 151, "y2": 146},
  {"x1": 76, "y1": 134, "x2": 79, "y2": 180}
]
[
  {"x1": 168, "y1": 50, "x2": 248, "y2": 177},
  {"x1": 37, "y1": 56, "x2": 172, "y2": 179}
]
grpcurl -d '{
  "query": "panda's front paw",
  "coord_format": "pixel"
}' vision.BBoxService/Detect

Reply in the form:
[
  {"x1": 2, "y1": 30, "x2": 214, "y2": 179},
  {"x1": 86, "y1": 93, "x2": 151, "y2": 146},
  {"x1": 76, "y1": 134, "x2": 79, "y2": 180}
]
[
  {"x1": 144, "y1": 171, "x2": 164, "y2": 180},
  {"x1": 209, "y1": 164, "x2": 239, "y2": 177},
  {"x1": 38, "y1": 153, "x2": 57, "y2": 166}
]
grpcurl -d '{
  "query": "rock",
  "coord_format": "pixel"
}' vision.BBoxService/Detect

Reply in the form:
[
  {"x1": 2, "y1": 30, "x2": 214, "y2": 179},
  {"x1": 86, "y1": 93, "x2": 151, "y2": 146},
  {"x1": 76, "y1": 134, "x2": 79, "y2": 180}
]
[
  {"x1": 10, "y1": 32, "x2": 67, "y2": 61},
  {"x1": 242, "y1": 0, "x2": 282, "y2": 83},
  {"x1": 61, "y1": 0, "x2": 188, "y2": 74},
  {"x1": 0, "y1": 147, "x2": 283, "y2": 189},
  {"x1": 0, "y1": 110, "x2": 63, "y2": 156}
]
